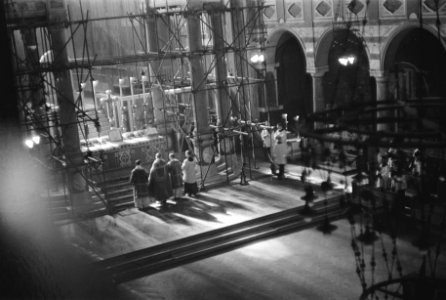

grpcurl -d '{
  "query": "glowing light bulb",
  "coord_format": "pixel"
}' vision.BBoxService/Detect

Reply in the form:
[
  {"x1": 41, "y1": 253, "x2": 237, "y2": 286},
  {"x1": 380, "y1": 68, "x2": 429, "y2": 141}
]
[
  {"x1": 250, "y1": 54, "x2": 259, "y2": 63},
  {"x1": 338, "y1": 57, "x2": 348, "y2": 66},
  {"x1": 32, "y1": 135, "x2": 40, "y2": 145},
  {"x1": 24, "y1": 139, "x2": 34, "y2": 149},
  {"x1": 338, "y1": 55, "x2": 356, "y2": 66},
  {"x1": 348, "y1": 56, "x2": 356, "y2": 64}
]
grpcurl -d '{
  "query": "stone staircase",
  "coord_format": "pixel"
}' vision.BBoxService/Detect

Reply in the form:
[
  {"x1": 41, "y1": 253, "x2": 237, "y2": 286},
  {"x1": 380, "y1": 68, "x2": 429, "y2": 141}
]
[
  {"x1": 98, "y1": 156, "x2": 240, "y2": 211},
  {"x1": 46, "y1": 187, "x2": 109, "y2": 223},
  {"x1": 46, "y1": 154, "x2": 241, "y2": 222},
  {"x1": 99, "y1": 175, "x2": 134, "y2": 211}
]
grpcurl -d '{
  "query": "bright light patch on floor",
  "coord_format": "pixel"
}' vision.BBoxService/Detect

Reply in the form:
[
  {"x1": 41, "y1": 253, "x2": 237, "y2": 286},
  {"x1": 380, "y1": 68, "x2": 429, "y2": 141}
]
[{"x1": 241, "y1": 239, "x2": 292, "y2": 260}]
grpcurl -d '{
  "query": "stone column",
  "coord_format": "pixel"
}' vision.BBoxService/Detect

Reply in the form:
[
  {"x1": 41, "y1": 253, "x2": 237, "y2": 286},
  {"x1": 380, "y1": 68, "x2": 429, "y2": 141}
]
[
  {"x1": 145, "y1": 5, "x2": 169, "y2": 132},
  {"x1": 21, "y1": 29, "x2": 44, "y2": 111},
  {"x1": 209, "y1": 8, "x2": 231, "y2": 128},
  {"x1": 230, "y1": 0, "x2": 249, "y2": 118},
  {"x1": 186, "y1": 7, "x2": 213, "y2": 160},
  {"x1": 373, "y1": 72, "x2": 390, "y2": 132},
  {"x1": 310, "y1": 68, "x2": 328, "y2": 113},
  {"x1": 47, "y1": 0, "x2": 90, "y2": 213},
  {"x1": 207, "y1": 5, "x2": 239, "y2": 171}
]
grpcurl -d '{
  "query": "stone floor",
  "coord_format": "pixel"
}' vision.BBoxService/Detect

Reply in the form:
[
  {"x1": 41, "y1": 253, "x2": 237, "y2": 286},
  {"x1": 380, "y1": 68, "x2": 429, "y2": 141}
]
[
  {"x1": 1, "y1": 160, "x2": 444, "y2": 300},
  {"x1": 54, "y1": 161, "x2": 446, "y2": 300}
]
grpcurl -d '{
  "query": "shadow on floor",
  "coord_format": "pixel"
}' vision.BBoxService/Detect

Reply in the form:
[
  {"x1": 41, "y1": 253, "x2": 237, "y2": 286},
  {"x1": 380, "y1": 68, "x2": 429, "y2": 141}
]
[
  {"x1": 196, "y1": 193, "x2": 251, "y2": 211},
  {"x1": 141, "y1": 207, "x2": 192, "y2": 226},
  {"x1": 142, "y1": 195, "x2": 242, "y2": 223}
]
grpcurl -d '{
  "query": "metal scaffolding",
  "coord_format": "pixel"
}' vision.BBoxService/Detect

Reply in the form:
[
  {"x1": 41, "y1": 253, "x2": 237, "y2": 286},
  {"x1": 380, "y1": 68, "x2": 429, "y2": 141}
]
[{"x1": 4, "y1": 0, "x2": 271, "y2": 214}]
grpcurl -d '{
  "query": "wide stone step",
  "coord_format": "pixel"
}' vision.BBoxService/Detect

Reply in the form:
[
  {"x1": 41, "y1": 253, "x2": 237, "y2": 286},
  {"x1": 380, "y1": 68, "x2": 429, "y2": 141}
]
[
  {"x1": 51, "y1": 199, "x2": 107, "y2": 222},
  {"x1": 108, "y1": 194, "x2": 134, "y2": 209},
  {"x1": 95, "y1": 198, "x2": 347, "y2": 283},
  {"x1": 106, "y1": 187, "x2": 133, "y2": 199},
  {"x1": 100, "y1": 180, "x2": 129, "y2": 190}
]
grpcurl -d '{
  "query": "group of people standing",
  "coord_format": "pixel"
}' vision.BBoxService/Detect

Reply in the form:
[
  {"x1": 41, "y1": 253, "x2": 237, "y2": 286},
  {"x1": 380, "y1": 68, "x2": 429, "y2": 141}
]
[
  {"x1": 261, "y1": 122, "x2": 288, "y2": 180},
  {"x1": 129, "y1": 150, "x2": 199, "y2": 211}
]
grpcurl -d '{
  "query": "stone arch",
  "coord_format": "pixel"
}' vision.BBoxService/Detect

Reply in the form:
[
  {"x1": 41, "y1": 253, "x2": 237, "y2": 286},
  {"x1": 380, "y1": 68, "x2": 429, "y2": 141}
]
[
  {"x1": 265, "y1": 28, "x2": 306, "y2": 69},
  {"x1": 382, "y1": 23, "x2": 444, "y2": 71},
  {"x1": 313, "y1": 27, "x2": 372, "y2": 108},
  {"x1": 314, "y1": 26, "x2": 372, "y2": 71},
  {"x1": 313, "y1": 27, "x2": 334, "y2": 70},
  {"x1": 382, "y1": 24, "x2": 446, "y2": 100},
  {"x1": 266, "y1": 28, "x2": 311, "y2": 126}
]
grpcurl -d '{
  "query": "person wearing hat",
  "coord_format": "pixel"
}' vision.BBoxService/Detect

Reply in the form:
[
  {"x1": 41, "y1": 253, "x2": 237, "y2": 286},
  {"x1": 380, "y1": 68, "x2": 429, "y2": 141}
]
[
  {"x1": 149, "y1": 152, "x2": 172, "y2": 206},
  {"x1": 167, "y1": 152, "x2": 184, "y2": 199},
  {"x1": 273, "y1": 122, "x2": 287, "y2": 148},
  {"x1": 129, "y1": 160, "x2": 151, "y2": 210}
]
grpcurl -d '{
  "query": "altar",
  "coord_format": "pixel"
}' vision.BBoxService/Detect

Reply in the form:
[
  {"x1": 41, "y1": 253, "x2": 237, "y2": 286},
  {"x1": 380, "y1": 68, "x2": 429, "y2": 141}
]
[{"x1": 80, "y1": 128, "x2": 167, "y2": 172}]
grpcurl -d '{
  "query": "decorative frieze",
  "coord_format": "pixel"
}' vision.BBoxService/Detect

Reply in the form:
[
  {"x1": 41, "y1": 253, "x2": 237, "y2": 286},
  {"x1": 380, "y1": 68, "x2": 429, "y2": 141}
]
[
  {"x1": 379, "y1": 0, "x2": 406, "y2": 18},
  {"x1": 314, "y1": 0, "x2": 334, "y2": 19},
  {"x1": 287, "y1": 0, "x2": 304, "y2": 21},
  {"x1": 263, "y1": 0, "x2": 277, "y2": 23},
  {"x1": 421, "y1": 0, "x2": 446, "y2": 17},
  {"x1": 344, "y1": 0, "x2": 368, "y2": 19}
]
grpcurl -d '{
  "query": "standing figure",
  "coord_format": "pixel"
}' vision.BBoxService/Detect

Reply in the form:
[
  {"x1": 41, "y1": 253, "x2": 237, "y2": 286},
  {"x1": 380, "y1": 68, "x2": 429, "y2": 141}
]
[
  {"x1": 240, "y1": 162, "x2": 248, "y2": 185},
  {"x1": 272, "y1": 136, "x2": 288, "y2": 180},
  {"x1": 129, "y1": 160, "x2": 151, "y2": 210},
  {"x1": 260, "y1": 121, "x2": 273, "y2": 161},
  {"x1": 273, "y1": 122, "x2": 287, "y2": 147},
  {"x1": 212, "y1": 123, "x2": 220, "y2": 155},
  {"x1": 182, "y1": 150, "x2": 199, "y2": 197},
  {"x1": 167, "y1": 152, "x2": 183, "y2": 199},
  {"x1": 379, "y1": 160, "x2": 392, "y2": 191},
  {"x1": 149, "y1": 153, "x2": 172, "y2": 205}
]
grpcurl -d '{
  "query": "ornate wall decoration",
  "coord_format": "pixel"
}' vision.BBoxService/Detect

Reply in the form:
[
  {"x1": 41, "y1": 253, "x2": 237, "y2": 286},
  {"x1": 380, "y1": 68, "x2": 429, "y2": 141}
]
[
  {"x1": 115, "y1": 148, "x2": 132, "y2": 168},
  {"x1": 344, "y1": 0, "x2": 367, "y2": 19},
  {"x1": 264, "y1": 6, "x2": 276, "y2": 19},
  {"x1": 422, "y1": 0, "x2": 446, "y2": 16},
  {"x1": 379, "y1": 0, "x2": 406, "y2": 18},
  {"x1": 141, "y1": 140, "x2": 166, "y2": 163},
  {"x1": 264, "y1": 0, "x2": 277, "y2": 22},
  {"x1": 314, "y1": 0, "x2": 334, "y2": 19},
  {"x1": 287, "y1": 0, "x2": 304, "y2": 20}
]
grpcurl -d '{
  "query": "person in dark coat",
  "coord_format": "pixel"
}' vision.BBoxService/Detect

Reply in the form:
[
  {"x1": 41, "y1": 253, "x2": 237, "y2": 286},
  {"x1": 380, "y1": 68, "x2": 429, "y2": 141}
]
[
  {"x1": 129, "y1": 160, "x2": 151, "y2": 210},
  {"x1": 167, "y1": 152, "x2": 183, "y2": 199},
  {"x1": 149, "y1": 152, "x2": 172, "y2": 205}
]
